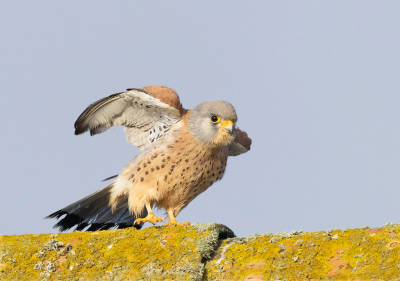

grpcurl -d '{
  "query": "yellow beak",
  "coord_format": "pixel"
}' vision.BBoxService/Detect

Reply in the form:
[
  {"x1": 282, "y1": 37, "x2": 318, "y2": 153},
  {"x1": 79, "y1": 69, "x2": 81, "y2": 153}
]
[{"x1": 221, "y1": 120, "x2": 234, "y2": 135}]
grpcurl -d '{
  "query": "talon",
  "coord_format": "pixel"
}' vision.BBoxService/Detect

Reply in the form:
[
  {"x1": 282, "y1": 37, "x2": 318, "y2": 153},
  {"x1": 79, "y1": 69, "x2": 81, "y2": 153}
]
[
  {"x1": 164, "y1": 209, "x2": 190, "y2": 227},
  {"x1": 163, "y1": 222, "x2": 177, "y2": 227},
  {"x1": 163, "y1": 221, "x2": 191, "y2": 227},
  {"x1": 134, "y1": 213, "x2": 164, "y2": 225}
]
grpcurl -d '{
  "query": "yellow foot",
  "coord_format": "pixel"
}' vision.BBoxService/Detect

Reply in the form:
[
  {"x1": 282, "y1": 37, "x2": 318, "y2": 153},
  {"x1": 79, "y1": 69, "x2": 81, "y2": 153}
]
[
  {"x1": 163, "y1": 221, "x2": 191, "y2": 227},
  {"x1": 134, "y1": 213, "x2": 164, "y2": 225}
]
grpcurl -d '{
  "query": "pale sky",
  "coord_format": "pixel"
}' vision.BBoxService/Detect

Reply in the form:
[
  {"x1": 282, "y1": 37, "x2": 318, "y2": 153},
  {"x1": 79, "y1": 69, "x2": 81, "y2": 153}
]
[{"x1": 1, "y1": 1, "x2": 399, "y2": 237}]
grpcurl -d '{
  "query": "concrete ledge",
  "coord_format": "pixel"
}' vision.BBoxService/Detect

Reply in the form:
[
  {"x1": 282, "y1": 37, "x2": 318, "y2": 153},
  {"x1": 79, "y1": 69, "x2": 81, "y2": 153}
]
[{"x1": 1, "y1": 223, "x2": 400, "y2": 280}]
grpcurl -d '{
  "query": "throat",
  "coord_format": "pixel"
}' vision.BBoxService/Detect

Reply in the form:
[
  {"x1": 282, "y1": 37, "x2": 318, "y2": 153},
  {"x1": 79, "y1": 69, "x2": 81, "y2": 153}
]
[{"x1": 212, "y1": 130, "x2": 234, "y2": 148}]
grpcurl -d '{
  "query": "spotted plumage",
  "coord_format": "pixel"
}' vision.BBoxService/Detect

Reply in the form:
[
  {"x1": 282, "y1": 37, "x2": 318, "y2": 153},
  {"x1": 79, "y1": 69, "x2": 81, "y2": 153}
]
[{"x1": 47, "y1": 86, "x2": 251, "y2": 230}]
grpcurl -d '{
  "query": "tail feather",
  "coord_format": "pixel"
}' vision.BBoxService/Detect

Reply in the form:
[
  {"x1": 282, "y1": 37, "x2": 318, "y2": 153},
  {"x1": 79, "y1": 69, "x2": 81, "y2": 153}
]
[
  {"x1": 46, "y1": 183, "x2": 147, "y2": 232},
  {"x1": 102, "y1": 174, "x2": 118, "y2": 182}
]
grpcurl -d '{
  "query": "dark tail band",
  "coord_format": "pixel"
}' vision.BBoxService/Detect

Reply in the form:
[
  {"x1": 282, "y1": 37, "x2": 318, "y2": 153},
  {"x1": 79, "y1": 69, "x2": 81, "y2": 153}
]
[{"x1": 46, "y1": 183, "x2": 147, "y2": 232}]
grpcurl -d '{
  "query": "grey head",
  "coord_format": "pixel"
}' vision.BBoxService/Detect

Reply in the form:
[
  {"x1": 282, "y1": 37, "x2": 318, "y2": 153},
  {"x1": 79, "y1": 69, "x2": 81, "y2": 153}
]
[{"x1": 187, "y1": 101, "x2": 238, "y2": 147}]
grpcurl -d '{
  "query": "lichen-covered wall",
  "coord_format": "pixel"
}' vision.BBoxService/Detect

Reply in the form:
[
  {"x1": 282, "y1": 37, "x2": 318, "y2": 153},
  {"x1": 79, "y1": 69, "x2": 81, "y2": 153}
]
[
  {"x1": 205, "y1": 223, "x2": 400, "y2": 280},
  {"x1": 1, "y1": 223, "x2": 400, "y2": 280}
]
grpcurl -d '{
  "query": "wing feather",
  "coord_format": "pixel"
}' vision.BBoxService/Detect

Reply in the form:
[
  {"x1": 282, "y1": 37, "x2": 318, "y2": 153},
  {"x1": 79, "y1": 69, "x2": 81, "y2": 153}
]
[
  {"x1": 74, "y1": 87, "x2": 183, "y2": 150},
  {"x1": 228, "y1": 127, "x2": 252, "y2": 156}
]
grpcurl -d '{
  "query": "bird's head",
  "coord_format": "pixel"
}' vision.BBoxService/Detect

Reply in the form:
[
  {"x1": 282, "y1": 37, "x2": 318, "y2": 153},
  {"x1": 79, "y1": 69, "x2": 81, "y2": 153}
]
[{"x1": 187, "y1": 101, "x2": 237, "y2": 147}]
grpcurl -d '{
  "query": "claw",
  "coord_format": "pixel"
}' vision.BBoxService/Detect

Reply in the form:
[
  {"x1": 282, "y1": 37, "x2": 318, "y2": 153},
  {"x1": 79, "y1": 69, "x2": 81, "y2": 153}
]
[
  {"x1": 163, "y1": 220, "x2": 191, "y2": 227},
  {"x1": 164, "y1": 209, "x2": 190, "y2": 227},
  {"x1": 134, "y1": 213, "x2": 164, "y2": 225}
]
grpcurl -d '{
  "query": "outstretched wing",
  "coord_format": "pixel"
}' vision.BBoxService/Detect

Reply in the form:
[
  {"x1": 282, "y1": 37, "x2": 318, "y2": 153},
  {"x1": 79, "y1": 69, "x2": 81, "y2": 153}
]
[
  {"x1": 74, "y1": 86, "x2": 184, "y2": 151},
  {"x1": 228, "y1": 127, "x2": 252, "y2": 156}
]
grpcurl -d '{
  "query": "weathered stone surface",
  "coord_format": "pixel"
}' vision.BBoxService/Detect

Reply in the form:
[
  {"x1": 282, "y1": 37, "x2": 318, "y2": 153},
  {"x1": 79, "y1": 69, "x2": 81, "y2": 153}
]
[
  {"x1": 206, "y1": 223, "x2": 400, "y2": 280},
  {"x1": 1, "y1": 223, "x2": 400, "y2": 280}
]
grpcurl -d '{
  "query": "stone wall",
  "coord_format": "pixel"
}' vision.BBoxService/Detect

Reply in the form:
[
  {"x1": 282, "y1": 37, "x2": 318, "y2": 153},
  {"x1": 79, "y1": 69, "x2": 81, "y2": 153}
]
[{"x1": 1, "y1": 223, "x2": 400, "y2": 280}]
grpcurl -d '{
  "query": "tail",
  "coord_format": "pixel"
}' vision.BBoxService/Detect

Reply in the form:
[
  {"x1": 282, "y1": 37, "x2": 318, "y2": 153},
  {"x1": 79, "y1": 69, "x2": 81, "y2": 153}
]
[{"x1": 45, "y1": 183, "x2": 147, "y2": 232}]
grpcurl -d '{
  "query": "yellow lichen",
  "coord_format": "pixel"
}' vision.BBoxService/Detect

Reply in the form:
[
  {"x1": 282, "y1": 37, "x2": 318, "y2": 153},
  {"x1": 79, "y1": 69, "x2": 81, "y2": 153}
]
[
  {"x1": 205, "y1": 226, "x2": 400, "y2": 280},
  {"x1": 0, "y1": 225, "x2": 209, "y2": 280},
  {"x1": 2, "y1": 224, "x2": 400, "y2": 280}
]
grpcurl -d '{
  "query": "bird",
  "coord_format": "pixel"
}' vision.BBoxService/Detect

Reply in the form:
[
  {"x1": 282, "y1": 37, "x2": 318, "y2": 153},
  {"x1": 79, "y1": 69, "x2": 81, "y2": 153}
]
[{"x1": 46, "y1": 86, "x2": 251, "y2": 231}]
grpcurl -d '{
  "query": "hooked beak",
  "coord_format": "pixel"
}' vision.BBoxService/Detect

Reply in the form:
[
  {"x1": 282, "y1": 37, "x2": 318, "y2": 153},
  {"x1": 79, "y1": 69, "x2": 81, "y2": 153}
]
[{"x1": 221, "y1": 120, "x2": 234, "y2": 135}]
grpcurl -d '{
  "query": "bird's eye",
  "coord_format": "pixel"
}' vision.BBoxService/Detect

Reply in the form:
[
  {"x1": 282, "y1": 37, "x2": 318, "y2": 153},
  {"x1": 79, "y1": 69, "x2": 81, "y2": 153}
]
[{"x1": 210, "y1": 115, "x2": 220, "y2": 123}]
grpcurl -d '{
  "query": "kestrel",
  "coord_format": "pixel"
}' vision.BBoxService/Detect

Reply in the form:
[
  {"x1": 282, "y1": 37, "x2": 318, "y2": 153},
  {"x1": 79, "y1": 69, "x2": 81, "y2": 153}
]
[{"x1": 47, "y1": 86, "x2": 251, "y2": 231}]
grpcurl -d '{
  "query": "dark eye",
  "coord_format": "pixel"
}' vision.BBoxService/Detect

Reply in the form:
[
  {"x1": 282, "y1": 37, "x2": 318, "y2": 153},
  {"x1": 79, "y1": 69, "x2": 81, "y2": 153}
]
[{"x1": 210, "y1": 115, "x2": 220, "y2": 123}]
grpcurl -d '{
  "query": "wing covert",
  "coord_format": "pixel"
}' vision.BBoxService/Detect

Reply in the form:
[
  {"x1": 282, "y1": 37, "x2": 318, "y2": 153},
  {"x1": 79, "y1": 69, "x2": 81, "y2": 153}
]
[
  {"x1": 74, "y1": 87, "x2": 183, "y2": 151},
  {"x1": 228, "y1": 127, "x2": 252, "y2": 156}
]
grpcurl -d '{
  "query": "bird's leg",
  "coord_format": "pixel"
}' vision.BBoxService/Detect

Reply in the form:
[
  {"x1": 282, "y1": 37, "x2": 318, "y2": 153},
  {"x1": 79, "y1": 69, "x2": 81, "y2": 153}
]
[
  {"x1": 134, "y1": 202, "x2": 164, "y2": 225},
  {"x1": 163, "y1": 209, "x2": 191, "y2": 227}
]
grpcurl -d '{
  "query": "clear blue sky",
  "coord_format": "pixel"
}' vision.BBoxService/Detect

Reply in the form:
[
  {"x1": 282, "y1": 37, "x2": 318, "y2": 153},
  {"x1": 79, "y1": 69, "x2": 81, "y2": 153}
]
[{"x1": 1, "y1": 1, "x2": 399, "y2": 237}]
